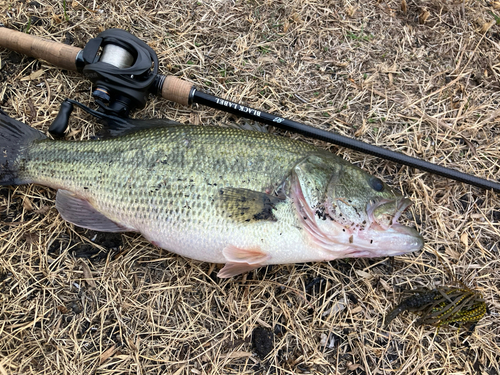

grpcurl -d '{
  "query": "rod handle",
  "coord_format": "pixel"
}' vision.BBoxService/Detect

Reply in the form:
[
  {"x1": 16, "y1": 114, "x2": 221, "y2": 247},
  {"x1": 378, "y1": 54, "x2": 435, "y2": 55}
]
[
  {"x1": 160, "y1": 76, "x2": 194, "y2": 106},
  {"x1": 0, "y1": 27, "x2": 81, "y2": 71}
]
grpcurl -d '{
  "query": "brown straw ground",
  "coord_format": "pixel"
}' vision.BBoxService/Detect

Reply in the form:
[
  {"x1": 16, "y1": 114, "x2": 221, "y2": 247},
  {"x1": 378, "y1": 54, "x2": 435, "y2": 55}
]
[{"x1": 1, "y1": 0, "x2": 499, "y2": 374}]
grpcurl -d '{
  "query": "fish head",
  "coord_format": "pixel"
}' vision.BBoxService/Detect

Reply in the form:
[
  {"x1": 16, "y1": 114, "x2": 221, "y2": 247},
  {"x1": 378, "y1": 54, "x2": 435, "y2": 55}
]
[{"x1": 292, "y1": 154, "x2": 424, "y2": 259}]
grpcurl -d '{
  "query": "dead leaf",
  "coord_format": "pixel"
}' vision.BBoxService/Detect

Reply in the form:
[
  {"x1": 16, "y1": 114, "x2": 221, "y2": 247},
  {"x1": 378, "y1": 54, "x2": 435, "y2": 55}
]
[
  {"x1": 99, "y1": 345, "x2": 116, "y2": 365},
  {"x1": 256, "y1": 318, "x2": 272, "y2": 328},
  {"x1": 126, "y1": 337, "x2": 139, "y2": 351},
  {"x1": 445, "y1": 246, "x2": 461, "y2": 260},
  {"x1": 291, "y1": 12, "x2": 301, "y2": 23},
  {"x1": 66, "y1": 128, "x2": 82, "y2": 138},
  {"x1": 34, "y1": 205, "x2": 50, "y2": 215},
  {"x1": 23, "y1": 197, "x2": 34, "y2": 211},
  {"x1": 346, "y1": 5, "x2": 358, "y2": 17},
  {"x1": 480, "y1": 20, "x2": 496, "y2": 34},
  {"x1": 57, "y1": 305, "x2": 70, "y2": 314},
  {"x1": 283, "y1": 21, "x2": 290, "y2": 33},
  {"x1": 379, "y1": 278, "x2": 393, "y2": 293},
  {"x1": 190, "y1": 113, "x2": 201, "y2": 125},
  {"x1": 327, "y1": 298, "x2": 347, "y2": 315},
  {"x1": 355, "y1": 270, "x2": 371, "y2": 278},
  {"x1": 221, "y1": 351, "x2": 253, "y2": 359},
  {"x1": 52, "y1": 14, "x2": 63, "y2": 24},
  {"x1": 419, "y1": 9, "x2": 430, "y2": 24},
  {"x1": 23, "y1": 232, "x2": 38, "y2": 244},
  {"x1": 347, "y1": 363, "x2": 361, "y2": 371},
  {"x1": 172, "y1": 366, "x2": 186, "y2": 375},
  {"x1": 80, "y1": 261, "x2": 96, "y2": 288},
  {"x1": 354, "y1": 119, "x2": 366, "y2": 137},
  {"x1": 460, "y1": 231, "x2": 469, "y2": 250},
  {"x1": 20, "y1": 69, "x2": 44, "y2": 81},
  {"x1": 350, "y1": 305, "x2": 363, "y2": 314}
]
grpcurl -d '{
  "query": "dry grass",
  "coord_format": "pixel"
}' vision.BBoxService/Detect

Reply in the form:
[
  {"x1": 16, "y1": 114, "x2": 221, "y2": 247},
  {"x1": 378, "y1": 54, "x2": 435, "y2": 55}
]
[{"x1": 1, "y1": 0, "x2": 500, "y2": 374}]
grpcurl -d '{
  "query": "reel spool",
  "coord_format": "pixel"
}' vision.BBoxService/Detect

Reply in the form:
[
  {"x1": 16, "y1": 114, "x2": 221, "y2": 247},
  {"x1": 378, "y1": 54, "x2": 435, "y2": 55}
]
[{"x1": 77, "y1": 28, "x2": 160, "y2": 117}]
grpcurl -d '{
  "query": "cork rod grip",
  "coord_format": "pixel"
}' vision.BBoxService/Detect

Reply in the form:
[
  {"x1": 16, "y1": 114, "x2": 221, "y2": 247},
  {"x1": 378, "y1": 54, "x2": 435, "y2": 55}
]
[
  {"x1": 0, "y1": 28, "x2": 81, "y2": 71},
  {"x1": 161, "y1": 76, "x2": 193, "y2": 106}
]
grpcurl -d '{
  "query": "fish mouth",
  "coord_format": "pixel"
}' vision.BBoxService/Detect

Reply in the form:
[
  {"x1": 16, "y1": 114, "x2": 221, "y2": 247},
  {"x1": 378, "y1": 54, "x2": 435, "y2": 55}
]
[
  {"x1": 355, "y1": 198, "x2": 423, "y2": 255},
  {"x1": 291, "y1": 174, "x2": 423, "y2": 258}
]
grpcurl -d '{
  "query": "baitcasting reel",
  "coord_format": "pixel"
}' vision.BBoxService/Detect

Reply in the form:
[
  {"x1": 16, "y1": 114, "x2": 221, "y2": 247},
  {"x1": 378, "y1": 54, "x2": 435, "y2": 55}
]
[
  {"x1": 78, "y1": 28, "x2": 161, "y2": 117},
  {"x1": 50, "y1": 29, "x2": 163, "y2": 137}
]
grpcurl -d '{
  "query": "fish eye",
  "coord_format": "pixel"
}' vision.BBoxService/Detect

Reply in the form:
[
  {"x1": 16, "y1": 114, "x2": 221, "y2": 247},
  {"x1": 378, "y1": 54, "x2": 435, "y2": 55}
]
[{"x1": 369, "y1": 177, "x2": 384, "y2": 192}]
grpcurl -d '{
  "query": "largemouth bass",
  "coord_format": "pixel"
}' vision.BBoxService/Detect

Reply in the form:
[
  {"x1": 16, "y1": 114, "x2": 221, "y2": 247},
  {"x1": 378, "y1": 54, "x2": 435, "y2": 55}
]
[{"x1": 0, "y1": 111, "x2": 423, "y2": 277}]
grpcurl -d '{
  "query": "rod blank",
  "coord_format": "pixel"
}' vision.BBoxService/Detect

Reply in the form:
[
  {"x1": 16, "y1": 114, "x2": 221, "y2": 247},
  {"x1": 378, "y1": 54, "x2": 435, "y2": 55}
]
[
  {"x1": 1, "y1": 27, "x2": 499, "y2": 193},
  {"x1": 192, "y1": 90, "x2": 500, "y2": 193}
]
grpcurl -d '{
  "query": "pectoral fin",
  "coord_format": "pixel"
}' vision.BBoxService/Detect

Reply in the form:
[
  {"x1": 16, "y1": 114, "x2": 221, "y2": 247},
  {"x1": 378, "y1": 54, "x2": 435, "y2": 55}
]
[
  {"x1": 56, "y1": 189, "x2": 134, "y2": 232},
  {"x1": 219, "y1": 188, "x2": 283, "y2": 223},
  {"x1": 217, "y1": 244, "x2": 270, "y2": 278}
]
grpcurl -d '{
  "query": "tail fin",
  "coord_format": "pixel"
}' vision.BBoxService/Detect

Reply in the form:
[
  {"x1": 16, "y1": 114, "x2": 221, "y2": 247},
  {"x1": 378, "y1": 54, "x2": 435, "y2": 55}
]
[{"x1": 0, "y1": 110, "x2": 47, "y2": 185}]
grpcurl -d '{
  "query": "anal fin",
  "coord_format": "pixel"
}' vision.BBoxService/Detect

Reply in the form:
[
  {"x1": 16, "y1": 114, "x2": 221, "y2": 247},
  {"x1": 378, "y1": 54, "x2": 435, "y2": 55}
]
[{"x1": 56, "y1": 189, "x2": 134, "y2": 232}]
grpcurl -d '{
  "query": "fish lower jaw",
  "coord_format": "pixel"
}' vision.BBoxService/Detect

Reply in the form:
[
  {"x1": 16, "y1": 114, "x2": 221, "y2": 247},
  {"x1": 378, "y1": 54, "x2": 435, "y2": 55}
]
[
  {"x1": 354, "y1": 226, "x2": 424, "y2": 255},
  {"x1": 305, "y1": 223, "x2": 424, "y2": 259}
]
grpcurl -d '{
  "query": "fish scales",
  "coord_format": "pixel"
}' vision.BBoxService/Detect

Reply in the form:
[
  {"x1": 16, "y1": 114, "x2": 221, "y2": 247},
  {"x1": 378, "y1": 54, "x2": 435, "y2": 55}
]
[
  {"x1": 0, "y1": 112, "x2": 424, "y2": 277},
  {"x1": 20, "y1": 126, "x2": 326, "y2": 261}
]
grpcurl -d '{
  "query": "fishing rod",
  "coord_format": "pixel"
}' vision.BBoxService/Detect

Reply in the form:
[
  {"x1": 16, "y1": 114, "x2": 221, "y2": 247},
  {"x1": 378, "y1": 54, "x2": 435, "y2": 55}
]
[{"x1": 1, "y1": 27, "x2": 499, "y2": 193}]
